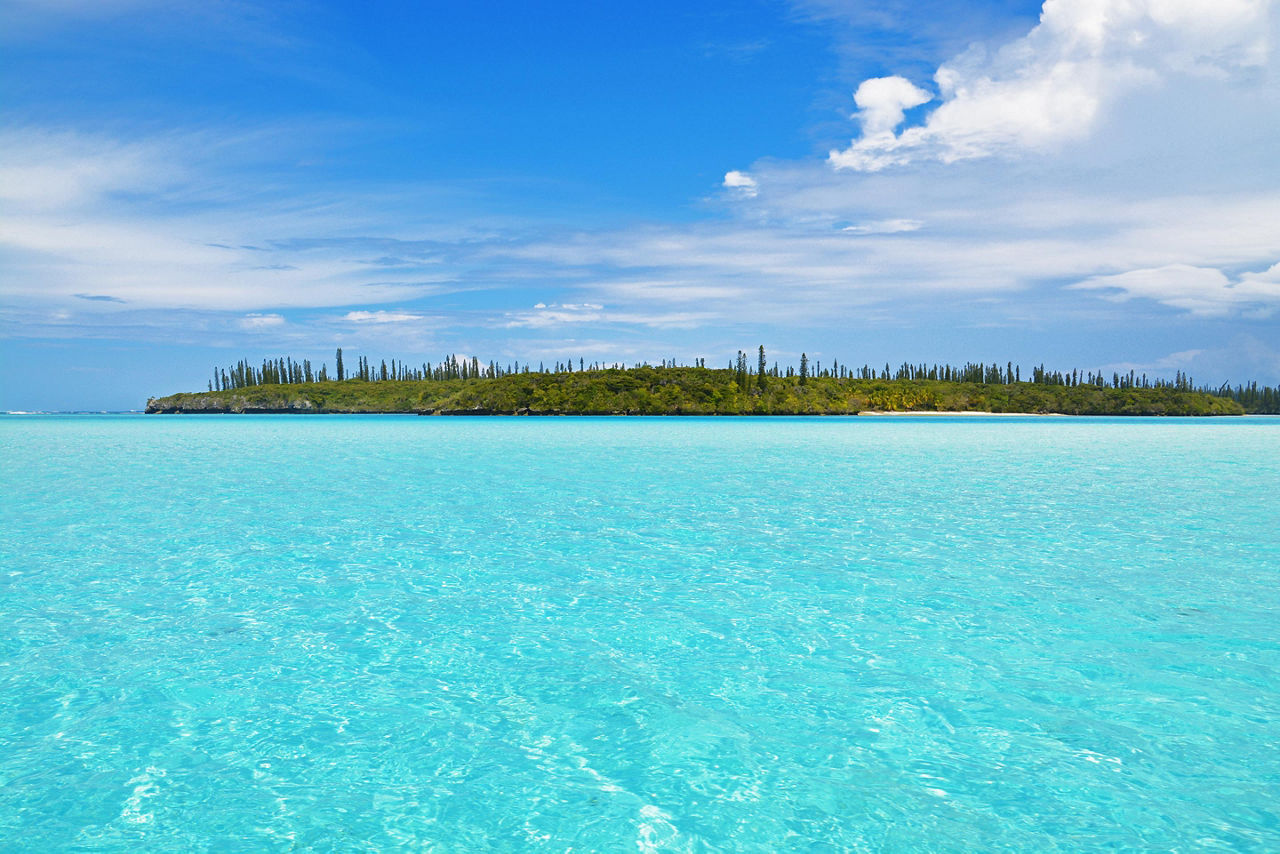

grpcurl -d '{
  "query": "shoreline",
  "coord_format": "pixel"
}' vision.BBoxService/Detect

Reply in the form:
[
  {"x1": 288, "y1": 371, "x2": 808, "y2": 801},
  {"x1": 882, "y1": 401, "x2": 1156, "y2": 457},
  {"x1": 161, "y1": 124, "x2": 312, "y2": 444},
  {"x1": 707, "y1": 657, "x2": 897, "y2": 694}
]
[
  {"x1": 856, "y1": 410, "x2": 1069, "y2": 417},
  {"x1": 139, "y1": 408, "x2": 1209, "y2": 417},
  {"x1": 8, "y1": 409, "x2": 1270, "y2": 417}
]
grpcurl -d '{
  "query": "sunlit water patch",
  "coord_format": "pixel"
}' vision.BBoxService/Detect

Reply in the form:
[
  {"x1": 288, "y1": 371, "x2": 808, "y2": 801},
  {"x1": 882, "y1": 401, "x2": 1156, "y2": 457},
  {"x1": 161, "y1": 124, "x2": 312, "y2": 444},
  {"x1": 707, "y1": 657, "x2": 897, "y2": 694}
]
[{"x1": 2, "y1": 415, "x2": 1278, "y2": 850}]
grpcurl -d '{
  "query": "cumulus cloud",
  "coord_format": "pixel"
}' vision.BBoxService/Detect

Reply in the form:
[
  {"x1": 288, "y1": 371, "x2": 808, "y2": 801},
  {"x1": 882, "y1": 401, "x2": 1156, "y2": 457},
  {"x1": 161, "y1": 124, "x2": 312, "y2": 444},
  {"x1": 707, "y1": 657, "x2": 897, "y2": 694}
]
[
  {"x1": 854, "y1": 76, "x2": 933, "y2": 135},
  {"x1": 1069, "y1": 262, "x2": 1280, "y2": 316},
  {"x1": 723, "y1": 170, "x2": 759, "y2": 197},
  {"x1": 830, "y1": 0, "x2": 1274, "y2": 170}
]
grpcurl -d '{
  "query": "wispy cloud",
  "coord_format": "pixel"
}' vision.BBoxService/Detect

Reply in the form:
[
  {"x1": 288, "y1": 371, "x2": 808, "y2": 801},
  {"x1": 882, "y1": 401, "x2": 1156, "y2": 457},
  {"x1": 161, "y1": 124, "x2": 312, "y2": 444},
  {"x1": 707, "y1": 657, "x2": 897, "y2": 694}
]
[
  {"x1": 842, "y1": 218, "x2": 922, "y2": 234},
  {"x1": 1099, "y1": 335, "x2": 1280, "y2": 386},
  {"x1": 0, "y1": 127, "x2": 487, "y2": 313},
  {"x1": 343, "y1": 310, "x2": 426, "y2": 323},
  {"x1": 503, "y1": 302, "x2": 707, "y2": 330},
  {"x1": 4, "y1": 0, "x2": 1279, "y2": 388},
  {"x1": 238, "y1": 313, "x2": 285, "y2": 329},
  {"x1": 1069, "y1": 263, "x2": 1280, "y2": 318}
]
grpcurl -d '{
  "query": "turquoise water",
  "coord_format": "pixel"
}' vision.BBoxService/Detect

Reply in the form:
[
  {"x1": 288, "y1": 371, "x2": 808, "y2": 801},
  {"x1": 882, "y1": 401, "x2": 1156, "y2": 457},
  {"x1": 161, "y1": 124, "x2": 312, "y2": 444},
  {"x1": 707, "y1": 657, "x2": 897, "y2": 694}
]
[{"x1": 2, "y1": 415, "x2": 1279, "y2": 851}]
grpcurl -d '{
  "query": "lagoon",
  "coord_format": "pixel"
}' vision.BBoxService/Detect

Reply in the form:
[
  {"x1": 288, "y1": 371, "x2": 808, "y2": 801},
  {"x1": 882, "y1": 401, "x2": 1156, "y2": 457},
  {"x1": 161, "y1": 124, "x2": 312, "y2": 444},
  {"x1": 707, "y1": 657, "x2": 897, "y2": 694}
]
[{"x1": 2, "y1": 415, "x2": 1279, "y2": 849}]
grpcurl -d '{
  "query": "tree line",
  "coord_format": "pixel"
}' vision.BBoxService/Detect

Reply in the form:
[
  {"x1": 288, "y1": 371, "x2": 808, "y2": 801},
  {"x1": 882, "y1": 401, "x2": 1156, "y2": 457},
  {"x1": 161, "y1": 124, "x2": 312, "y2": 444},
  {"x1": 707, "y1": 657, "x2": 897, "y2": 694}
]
[
  {"x1": 210, "y1": 349, "x2": 607, "y2": 390},
  {"x1": 207, "y1": 346, "x2": 1280, "y2": 413}
]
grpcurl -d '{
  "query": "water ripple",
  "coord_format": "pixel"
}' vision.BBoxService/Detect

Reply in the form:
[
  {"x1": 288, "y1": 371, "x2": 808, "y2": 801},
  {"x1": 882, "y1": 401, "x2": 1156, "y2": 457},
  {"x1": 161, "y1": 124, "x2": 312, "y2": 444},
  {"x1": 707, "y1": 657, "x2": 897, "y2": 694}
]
[{"x1": 2, "y1": 415, "x2": 1278, "y2": 850}]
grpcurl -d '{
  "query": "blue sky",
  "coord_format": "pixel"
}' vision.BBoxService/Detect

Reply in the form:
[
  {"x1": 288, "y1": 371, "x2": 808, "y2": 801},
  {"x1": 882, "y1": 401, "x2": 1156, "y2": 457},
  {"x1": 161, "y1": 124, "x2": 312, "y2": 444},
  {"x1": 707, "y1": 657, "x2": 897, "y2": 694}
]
[{"x1": 2, "y1": 0, "x2": 1278, "y2": 410}]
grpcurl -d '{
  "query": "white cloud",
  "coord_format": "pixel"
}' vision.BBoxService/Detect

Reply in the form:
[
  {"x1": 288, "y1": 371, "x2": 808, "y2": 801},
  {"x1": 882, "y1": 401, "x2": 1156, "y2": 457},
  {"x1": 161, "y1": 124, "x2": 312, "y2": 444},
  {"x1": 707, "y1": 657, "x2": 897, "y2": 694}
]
[
  {"x1": 1070, "y1": 262, "x2": 1280, "y2": 316},
  {"x1": 5, "y1": 0, "x2": 1279, "y2": 380},
  {"x1": 493, "y1": 182, "x2": 1280, "y2": 331},
  {"x1": 343, "y1": 310, "x2": 425, "y2": 323},
  {"x1": 723, "y1": 170, "x2": 759, "y2": 197},
  {"x1": 504, "y1": 304, "x2": 605, "y2": 328},
  {"x1": 830, "y1": 0, "x2": 1274, "y2": 170},
  {"x1": 0, "y1": 129, "x2": 181, "y2": 209},
  {"x1": 842, "y1": 218, "x2": 923, "y2": 234},
  {"x1": 0, "y1": 128, "x2": 472, "y2": 312},
  {"x1": 503, "y1": 301, "x2": 706, "y2": 330},
  {"x1": 1097, "y1": 336, "x2": 1280, "y2": 386},
  {"x1": 854, "y1": 76, "x2": 933, "y2": 135},
  {"x1": 1102, "y1": 348, "x2": 1204, "y2": 374},
  {"x1": 238, "y1": 313, "x2": 285, "y2": 329}
]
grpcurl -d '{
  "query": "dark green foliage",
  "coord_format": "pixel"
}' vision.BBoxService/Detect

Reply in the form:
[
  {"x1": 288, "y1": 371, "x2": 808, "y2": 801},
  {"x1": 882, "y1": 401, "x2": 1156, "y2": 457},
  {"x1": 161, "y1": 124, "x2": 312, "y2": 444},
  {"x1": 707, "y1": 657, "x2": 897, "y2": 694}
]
[
  {"x1": 178, "y1": 347, "x2": 1279, "y2": 414},
  {"x1": 1216, "y1": 381, "x2": 1280, "y2": 414},
  {"x1": 155, "y1": 364, "x2": 1247, "y2": 416},
  {"x1": 732, "y1": 351, "x2": 750, "y2": 393}
]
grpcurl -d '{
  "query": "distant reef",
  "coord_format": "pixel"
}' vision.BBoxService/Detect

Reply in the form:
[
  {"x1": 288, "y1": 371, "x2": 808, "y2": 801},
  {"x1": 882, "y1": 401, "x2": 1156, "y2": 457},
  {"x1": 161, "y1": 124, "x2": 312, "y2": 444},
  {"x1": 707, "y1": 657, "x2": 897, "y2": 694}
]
[{"x1": 146, "y1": 368, "x2": 1244, "y2": 416}]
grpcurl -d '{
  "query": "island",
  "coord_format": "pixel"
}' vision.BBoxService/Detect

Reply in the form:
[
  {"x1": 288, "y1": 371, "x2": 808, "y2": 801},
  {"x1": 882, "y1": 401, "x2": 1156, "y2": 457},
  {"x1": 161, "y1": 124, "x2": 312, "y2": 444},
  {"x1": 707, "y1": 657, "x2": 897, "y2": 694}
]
[{"x1": 147, "y1": 363, "x2": 1248, "y2": 416}]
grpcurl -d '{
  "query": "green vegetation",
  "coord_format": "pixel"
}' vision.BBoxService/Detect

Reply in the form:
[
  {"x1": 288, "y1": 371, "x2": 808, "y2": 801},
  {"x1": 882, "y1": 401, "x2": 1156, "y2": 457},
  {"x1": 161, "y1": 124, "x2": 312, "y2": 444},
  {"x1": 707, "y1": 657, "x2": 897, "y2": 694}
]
[
  {"x1": 185, "y1": 347, "x2": 1279, "y2": 413},
  {"x1": 149, "y1": 356, "x2": 1247, "y2": 415}
]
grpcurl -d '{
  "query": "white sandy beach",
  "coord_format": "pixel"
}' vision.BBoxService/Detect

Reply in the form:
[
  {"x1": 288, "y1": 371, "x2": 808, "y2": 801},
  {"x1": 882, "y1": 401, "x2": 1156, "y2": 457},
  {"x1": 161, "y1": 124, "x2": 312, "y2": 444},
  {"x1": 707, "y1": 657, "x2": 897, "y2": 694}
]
[{"x1": 857, "y1": 410, "x2": 1069, "y2": 416}]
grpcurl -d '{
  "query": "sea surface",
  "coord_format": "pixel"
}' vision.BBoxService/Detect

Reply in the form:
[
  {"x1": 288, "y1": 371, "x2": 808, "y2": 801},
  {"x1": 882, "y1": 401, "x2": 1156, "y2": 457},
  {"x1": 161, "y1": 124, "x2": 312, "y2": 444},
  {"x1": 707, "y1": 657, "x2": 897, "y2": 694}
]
[{"x1": 2, "y1": 414, "x2": 1278, "y2": 851}]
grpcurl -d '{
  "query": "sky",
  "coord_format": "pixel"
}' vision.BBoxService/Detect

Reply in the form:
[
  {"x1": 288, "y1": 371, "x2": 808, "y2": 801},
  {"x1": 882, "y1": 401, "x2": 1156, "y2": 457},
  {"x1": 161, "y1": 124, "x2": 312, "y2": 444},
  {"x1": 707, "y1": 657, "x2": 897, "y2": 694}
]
[{"x1": 2, "y1": 0, "x2": 1279, "y2": 410}]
